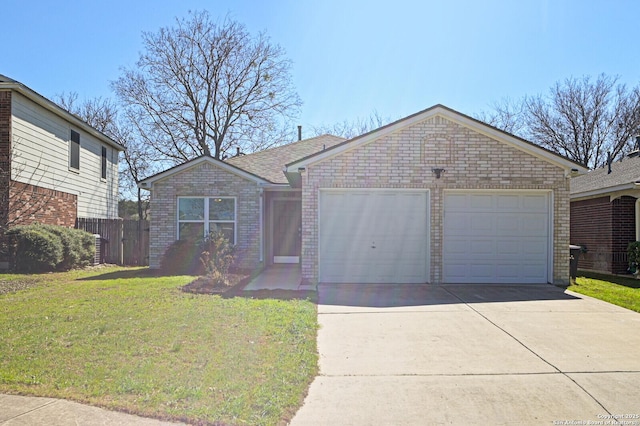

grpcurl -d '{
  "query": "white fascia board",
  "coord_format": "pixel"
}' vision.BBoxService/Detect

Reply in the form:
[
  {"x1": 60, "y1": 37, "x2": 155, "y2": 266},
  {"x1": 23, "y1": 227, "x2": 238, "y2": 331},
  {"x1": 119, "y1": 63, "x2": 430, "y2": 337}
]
[
  {"x1": 286, "y1": 106, "x2": 587, "y2": 174},
  {"x1": 2, "y1": 83, "x2": 125, "y2": 151},
  {"x1": 138, "y1": 156, "x2": 269, "y2": 189},
  {"x1": 570, "y1": 183, "x2": 640, "y2": 201}
]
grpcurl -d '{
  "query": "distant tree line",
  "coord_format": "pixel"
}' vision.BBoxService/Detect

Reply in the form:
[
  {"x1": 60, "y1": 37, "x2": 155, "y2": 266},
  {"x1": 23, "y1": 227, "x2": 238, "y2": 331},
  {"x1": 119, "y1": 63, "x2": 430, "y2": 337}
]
[
  {"x1": 55, "y1": 9, "x2": 640, "y2": 222},
  {"x1": 478, "y1": 74, "x2": 640, "y2": 169}
]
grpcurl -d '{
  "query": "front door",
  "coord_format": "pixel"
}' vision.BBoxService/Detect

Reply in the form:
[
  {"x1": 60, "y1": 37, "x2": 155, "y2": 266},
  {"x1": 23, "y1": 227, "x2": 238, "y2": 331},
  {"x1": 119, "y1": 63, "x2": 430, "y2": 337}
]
[{"x1": 272, "y1": 199, "x2": 302, "y2": 263}]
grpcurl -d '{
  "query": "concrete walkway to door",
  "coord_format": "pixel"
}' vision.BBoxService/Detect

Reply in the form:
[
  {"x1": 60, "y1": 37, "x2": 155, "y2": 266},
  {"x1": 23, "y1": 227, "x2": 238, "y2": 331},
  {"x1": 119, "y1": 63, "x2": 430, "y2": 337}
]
[
  {"x1": 243, "y1": 265, "x2": 311, "y2": 291},
  {"x1": 290, "y1": 284, "x2": 640, "y2": 425}
]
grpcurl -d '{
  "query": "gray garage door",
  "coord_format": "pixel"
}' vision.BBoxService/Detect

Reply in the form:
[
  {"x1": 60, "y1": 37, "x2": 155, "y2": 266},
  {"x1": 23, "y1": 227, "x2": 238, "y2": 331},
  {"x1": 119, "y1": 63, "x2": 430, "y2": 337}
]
[
  {"x1": 443, "y1": 191, "x2": 550, "y2": 284},
  {"x1": 319, "y1": 190, "x2": 429, "y2": 283}
]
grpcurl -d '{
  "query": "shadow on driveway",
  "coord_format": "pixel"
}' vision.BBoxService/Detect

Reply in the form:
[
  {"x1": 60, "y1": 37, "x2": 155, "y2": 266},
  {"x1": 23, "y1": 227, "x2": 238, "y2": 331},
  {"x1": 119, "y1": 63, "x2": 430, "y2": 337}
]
[{"x1": 318, "y1": 283, "x2": 580, "y2": 308}]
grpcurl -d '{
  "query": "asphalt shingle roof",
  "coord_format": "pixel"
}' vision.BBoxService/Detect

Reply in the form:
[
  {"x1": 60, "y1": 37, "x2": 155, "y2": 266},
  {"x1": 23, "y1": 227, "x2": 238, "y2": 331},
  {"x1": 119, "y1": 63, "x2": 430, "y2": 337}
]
[
  {"x1": 570, "y1": 154, "x2": 640, "y2": 195},
  {"x1": 226, "y1": 134, "x2": 346, "y2": 183}
]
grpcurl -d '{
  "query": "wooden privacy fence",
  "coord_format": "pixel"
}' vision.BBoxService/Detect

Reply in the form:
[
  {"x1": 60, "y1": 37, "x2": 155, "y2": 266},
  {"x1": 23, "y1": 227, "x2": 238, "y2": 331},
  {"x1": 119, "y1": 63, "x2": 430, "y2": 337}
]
[{"x1": 75, "y1": 218, "x2": 149, "y2": 266}]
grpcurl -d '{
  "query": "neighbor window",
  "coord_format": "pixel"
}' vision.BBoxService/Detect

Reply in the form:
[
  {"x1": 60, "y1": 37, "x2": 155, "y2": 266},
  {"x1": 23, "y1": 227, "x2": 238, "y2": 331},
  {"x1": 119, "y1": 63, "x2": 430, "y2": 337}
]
[
  {"x1": 70, "y1": 130, "x2": 80, "y2": 170},
  {"x1": 177, "y1": 197, "x2": 236, "y2": 243},
  {"x1": 101, "y1": 146, "x2": 107, "y2": 179}
]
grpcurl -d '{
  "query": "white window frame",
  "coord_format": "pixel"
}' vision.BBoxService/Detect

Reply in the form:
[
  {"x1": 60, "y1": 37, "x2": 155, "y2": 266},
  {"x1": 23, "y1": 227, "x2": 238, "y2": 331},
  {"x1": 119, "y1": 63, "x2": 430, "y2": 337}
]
[{"x1": 177, "y1": 196, "x2": 237, "y2": 243}]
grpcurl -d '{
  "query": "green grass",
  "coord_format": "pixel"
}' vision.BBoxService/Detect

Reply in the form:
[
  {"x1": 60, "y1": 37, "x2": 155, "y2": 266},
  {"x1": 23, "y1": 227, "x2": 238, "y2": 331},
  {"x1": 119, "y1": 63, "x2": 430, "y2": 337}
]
[
  {"x1": 569, "y1": 271, "x2": 640, "y2": 313},
  {"x1": 0, "y1": 266, "x2": 318, "y2": 425}
]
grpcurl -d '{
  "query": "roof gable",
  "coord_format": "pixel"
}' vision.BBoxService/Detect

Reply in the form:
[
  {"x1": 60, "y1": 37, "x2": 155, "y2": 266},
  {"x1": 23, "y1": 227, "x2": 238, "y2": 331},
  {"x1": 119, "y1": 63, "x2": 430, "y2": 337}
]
[
  {"x1": 286, "y1": 104, "x2": 586, "y2": 173},
  {"x1": 138, "y1": 155, "x2": 270, "y2": 189},
  {"x1": 0, "y1": 74, "x2": 124, "y2": 151}
]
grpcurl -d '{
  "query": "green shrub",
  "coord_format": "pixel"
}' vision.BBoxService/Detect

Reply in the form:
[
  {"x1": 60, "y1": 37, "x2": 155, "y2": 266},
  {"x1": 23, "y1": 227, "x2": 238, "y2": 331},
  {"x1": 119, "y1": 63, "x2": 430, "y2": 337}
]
[
  {"x1": 5, "y1": 224, "x2": 95, "y2": 272},
  {"x1": 5, "y1": 226, "x2": 64, "y2": 273},
  {"x1": 37, "y1": 225, "x2": 95, "y2": 270},
  {"x1": 628, "y1": 241, "x2": 640, "y2": 273},
  {"x1": 200, "y1": 231, "x2": 236, "y2": 285},
  {"x1": 161, "y1": 238, "x2": 204, "y2": 275}
]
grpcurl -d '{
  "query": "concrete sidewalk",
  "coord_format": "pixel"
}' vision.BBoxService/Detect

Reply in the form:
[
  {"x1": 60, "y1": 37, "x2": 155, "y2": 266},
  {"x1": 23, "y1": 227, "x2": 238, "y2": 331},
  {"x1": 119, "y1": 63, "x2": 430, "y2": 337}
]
[
  {"x1": 290, "y1": 284, "x2": 640, "y2": 425},
  {"x1": 0, "y1": 394, "x2": 185, "y2": 425}
]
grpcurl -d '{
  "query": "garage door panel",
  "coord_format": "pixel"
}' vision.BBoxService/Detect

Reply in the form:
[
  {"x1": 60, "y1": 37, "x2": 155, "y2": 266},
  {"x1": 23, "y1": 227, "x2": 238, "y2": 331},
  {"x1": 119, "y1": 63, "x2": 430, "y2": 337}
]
[
  {"x1": 469, "y1": 194, "x2": 494, "y2": 209},
  {"x1": 319, "y1": 190, "x2": 429, "y2": 283},
  {"x1": 470, "y1": 239, "x2": 495, "y2": 254},
  {"x1": 496, "y1": 216, "x2": 520, "y2": 232},
  {"x1": 470, "y1": 264, "x2": 494, "y2": 279},
  {"x1": 496, "y1": 195, "x2": 520, "y2": 209},
  {"x1": 523, "y1": 215, "x2": 548, "y2": 233},
  {"x1": 522, "y1": 239, "x2": 548, "y2": 256},
  {"x1": 444, "y1": 192, "x2": 550, "y2": 284},
  {"x1": 496, "y1": 240, "x2": 523, "y2": 257},
  {"x1": 470, "y1": 215, "x2": 494, "y2": 233},
  {"x1": 523, "y1": 195, "x2": 549, "y2": 211}
]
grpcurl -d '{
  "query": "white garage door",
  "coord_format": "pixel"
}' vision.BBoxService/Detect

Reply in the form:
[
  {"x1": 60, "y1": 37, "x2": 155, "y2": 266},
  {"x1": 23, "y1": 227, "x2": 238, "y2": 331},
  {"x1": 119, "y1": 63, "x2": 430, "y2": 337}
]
[
  {"x1": 319, "y1": 190, "x2": 429, "y2": 283},
  {"x1": 443, "y1": 192, "x2": 550, "y2": 284}
]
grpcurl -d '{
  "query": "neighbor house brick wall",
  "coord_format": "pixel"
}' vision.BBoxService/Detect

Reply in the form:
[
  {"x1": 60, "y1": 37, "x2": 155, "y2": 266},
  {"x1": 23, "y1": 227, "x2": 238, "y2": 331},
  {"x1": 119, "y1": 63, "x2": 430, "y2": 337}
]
[
  {"x1": 9, "y1": 181, "x2": 77, "y2": 228},
  {"x1": 612, "y1": 196, "x2": 637, "y2": 273},
  {"x1": 0, "y1": 91, "x2": 11, "y2": 230},
  {"x1": 571, "y1": 195, "x2": 637, "y2": 274},
  {"x1": 148, "y1": 162, "x2": 262, "y2": 270},
  {"x1": 302, "y1": 115, "x2": 571, "y2": 285}
]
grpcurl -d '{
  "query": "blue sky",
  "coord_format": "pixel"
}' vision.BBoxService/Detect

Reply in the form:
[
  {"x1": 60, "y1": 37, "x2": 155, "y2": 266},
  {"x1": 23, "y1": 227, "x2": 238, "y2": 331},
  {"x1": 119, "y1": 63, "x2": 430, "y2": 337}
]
[{"x1": 3, "y1": 0, "x2": 640, "y2": 133}]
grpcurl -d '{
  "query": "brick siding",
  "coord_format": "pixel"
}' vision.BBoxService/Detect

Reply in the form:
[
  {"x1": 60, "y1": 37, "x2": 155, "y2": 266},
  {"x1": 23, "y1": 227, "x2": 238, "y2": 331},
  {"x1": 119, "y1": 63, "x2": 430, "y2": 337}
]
[
  {"x1": 302, "y1": 115, "x2": 571, "y2": 285},
  {"x1": 148, "y1": 161, "x2": 262, "y2": 270},
  {"x1": 9, "y1": 181, "x2": 77, "y2": 228},
  {"x1": 0, "y1": 91, "x2": 11, "y2": 230},
  {"x1": 571, "y1": 196, "x2": 637, "y2": 274}
]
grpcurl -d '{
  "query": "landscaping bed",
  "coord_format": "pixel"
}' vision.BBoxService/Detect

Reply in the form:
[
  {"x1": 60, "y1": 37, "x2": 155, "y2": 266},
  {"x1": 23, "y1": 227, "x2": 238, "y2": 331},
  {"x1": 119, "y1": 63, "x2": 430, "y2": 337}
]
[{"x1": 181, "y1": 272, "x2": 251, "y2": 295}]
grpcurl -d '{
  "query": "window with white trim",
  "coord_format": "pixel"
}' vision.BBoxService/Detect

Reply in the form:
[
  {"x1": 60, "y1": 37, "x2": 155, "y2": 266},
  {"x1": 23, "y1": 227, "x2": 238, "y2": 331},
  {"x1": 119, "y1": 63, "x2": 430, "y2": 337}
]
[{"x1": 177, "y1": 197, "x2": 236, "y2": 243}]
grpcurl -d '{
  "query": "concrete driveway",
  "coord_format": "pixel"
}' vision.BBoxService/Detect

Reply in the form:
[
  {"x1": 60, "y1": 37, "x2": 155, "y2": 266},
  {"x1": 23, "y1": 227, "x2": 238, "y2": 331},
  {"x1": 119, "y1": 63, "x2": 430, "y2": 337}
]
[{"x1": 290, "y1": 284, "x2": 640, "y2": 425}]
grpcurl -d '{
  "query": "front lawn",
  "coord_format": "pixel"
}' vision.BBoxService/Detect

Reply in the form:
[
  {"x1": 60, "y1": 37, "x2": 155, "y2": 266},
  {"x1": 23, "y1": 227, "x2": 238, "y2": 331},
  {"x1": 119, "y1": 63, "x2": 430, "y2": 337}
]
[
  {"x1": 0, "y1": 266, "x2": 318, "y2": 425},
  {"x1": 570, "y1": 271, "x2": 640, "y2": 313}
]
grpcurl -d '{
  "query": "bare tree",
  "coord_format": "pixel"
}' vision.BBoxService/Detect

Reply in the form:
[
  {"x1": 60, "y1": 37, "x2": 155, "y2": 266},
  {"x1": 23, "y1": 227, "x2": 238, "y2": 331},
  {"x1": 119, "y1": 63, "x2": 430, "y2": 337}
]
[
  {"x1": 56, "y1": 93, "x2": 118, "y2": 134},
  {"x1": 112, "y1": 11, "x2": 301, "y2": 162},
  {"x1": 480, "y1": 74, "x2": 640, "y2": 169},
  {"x1": 0, "y1": 143, "x2": 59, "y2": 233},
  {"x1": 475, "y1": 98, "x2": 526, "y2": 136},
  {"x1": 312, "y1": 110, "x2": 392, "y2": 139},
  {"x1": 54, "y1": 93, "x2": 154, "y2": 220}
]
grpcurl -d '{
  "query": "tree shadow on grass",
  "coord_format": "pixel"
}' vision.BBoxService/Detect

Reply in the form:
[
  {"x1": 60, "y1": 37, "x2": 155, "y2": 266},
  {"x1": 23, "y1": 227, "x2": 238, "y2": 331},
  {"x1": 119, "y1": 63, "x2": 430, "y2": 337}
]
[
  {"x1": 224, "y1": 289, "x2": 318, "y2": 302},
  {"x1": 579, "y1": 271, "x2": 640, "y2": 289},
  {"x1": 77, "y1": 267, "x2": 166, "y2": 281}
]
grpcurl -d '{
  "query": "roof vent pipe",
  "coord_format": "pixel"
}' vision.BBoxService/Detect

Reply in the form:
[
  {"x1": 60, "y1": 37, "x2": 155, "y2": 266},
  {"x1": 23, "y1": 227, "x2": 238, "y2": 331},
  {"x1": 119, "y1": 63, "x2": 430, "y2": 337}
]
[
  {"x1": 607, "y1": 151, "x2": 612, "y2": 174},
  {"x1": 297, "y1": 125, "x2": 302, "y2": 141}
]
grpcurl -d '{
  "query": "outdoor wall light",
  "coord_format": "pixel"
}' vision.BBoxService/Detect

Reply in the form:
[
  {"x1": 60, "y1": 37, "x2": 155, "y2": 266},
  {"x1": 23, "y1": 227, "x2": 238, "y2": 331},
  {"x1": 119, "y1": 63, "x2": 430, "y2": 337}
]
[{"x1": 432, "y1": 168, "x2": 446, "y2": 179}]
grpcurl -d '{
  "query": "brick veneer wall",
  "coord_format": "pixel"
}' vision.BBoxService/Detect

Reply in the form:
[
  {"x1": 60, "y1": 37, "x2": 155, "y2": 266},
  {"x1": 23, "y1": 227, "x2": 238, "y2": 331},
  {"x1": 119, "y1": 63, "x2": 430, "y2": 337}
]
[
  {"x1": 301, "y1": 115, "x2": 571, "y2": 285},
  {"x1": 571, "y1": 196, "x2": 637, "y2": 274},
  {"x1": 148, "y1": 162, "x2": 261, "y2": 270},
  {"x1": 9, "y1": 181, "x2": 77, "y2": 227},
  {"x1": 0, "y1": 91, "x2": 11, "y2": 230},
  {"x1": 570, "y1": 197, "x2": 612, "y2": 271},
  {"x1": 612, "y1": 196, "x2": 636, "y2": 273}
]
